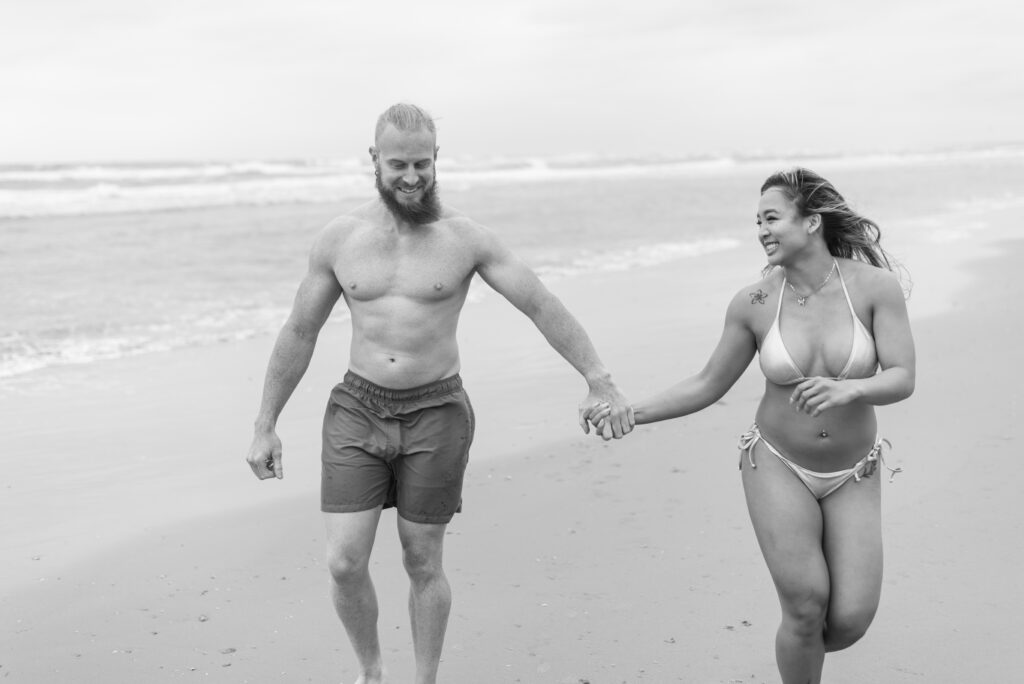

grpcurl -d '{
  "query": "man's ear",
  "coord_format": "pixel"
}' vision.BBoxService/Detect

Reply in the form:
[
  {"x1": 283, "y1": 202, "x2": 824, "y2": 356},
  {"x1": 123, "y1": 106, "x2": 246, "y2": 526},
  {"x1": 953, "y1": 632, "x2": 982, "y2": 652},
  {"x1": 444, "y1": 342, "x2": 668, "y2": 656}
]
[
  {"x1": 368, "y1": 146, "x2": 378, "y2": 163},
  {"x1": 434, "y1": 145, "x2": 439, "y2": 160}
]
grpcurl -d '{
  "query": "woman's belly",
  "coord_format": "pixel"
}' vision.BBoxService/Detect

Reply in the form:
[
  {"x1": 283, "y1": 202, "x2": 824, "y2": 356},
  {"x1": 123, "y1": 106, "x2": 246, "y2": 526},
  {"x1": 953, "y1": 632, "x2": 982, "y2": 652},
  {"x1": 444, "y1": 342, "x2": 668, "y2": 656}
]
[{"x1": 754, "y1": 382, "x2": 878, "y2": 472}]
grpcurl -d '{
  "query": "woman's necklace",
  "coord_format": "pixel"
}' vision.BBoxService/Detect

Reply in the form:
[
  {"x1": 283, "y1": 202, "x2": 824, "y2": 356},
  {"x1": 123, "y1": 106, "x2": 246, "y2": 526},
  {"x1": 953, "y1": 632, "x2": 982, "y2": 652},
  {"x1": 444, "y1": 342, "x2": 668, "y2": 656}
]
[{"x1": 787, "y1": 260, "x2": 837, "y2": 306}]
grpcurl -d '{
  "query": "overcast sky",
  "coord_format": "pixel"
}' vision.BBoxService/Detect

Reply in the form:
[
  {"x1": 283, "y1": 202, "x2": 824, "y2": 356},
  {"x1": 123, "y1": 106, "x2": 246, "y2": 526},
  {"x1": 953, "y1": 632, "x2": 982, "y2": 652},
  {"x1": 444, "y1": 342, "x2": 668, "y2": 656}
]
[{"x1": 2, "y1": 0, "x2": 1021, "y2": 163}]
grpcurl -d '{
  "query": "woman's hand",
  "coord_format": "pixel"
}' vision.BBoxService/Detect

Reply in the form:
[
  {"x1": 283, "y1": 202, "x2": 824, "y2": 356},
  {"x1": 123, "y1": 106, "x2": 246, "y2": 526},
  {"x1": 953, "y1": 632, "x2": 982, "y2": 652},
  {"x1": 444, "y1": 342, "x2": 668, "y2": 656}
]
[{"x1": 790, "y1": 377, "x2": 862, "y2": 417}]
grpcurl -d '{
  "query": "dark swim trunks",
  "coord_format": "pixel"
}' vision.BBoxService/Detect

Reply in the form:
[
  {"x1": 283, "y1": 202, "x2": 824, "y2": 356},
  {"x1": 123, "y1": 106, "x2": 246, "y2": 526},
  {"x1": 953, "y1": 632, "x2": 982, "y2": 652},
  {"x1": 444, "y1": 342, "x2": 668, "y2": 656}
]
[{"x1": 321, "y1": 371, "x2": 475, "y2": 524}]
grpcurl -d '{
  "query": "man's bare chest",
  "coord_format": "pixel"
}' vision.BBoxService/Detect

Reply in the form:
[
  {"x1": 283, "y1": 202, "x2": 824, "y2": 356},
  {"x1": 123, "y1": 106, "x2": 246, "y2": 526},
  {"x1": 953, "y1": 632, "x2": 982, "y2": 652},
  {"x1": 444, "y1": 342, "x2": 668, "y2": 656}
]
[{"x1": 336, "y1": 240, "x2": 475, "y2": 303}]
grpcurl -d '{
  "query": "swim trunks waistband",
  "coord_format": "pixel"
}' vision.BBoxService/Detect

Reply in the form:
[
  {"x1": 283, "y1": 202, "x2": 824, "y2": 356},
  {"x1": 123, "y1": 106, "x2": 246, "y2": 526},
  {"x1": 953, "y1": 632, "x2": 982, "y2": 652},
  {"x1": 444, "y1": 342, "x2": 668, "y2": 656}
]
[{"x1": 342, "y1": 370, "x2": 463, "y2": 402}]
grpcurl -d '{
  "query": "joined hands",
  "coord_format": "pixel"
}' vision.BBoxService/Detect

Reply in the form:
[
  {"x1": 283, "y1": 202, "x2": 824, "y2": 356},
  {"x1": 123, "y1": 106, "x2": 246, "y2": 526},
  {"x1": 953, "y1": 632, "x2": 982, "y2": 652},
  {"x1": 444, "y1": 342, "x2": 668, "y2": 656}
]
[{"x1": 578, "y1": 389, "x2": 634, "y2": 441}]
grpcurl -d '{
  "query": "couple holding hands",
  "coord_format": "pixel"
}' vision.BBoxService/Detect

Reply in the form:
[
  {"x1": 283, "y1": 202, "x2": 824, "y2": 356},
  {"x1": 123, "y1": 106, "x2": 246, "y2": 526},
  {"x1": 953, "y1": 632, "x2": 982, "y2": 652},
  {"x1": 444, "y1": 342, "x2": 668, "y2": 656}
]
[{"x1": 246, "y1": 103, "x2": 915, "y2": 684}]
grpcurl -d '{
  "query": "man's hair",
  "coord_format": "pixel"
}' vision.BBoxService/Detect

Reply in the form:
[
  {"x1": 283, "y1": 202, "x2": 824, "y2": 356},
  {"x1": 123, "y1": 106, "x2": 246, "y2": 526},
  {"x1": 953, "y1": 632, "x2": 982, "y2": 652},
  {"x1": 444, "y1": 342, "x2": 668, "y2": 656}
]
[{"x1": 374, "y1": 103, "x2": 436, "y2": 143}]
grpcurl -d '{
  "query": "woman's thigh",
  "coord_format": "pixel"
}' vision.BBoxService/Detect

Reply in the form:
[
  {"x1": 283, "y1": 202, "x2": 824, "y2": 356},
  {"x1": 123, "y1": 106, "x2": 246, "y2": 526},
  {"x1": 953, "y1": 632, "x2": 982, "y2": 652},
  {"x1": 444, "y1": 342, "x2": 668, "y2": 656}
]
[
  {"x1": 741, "y1": 441, "x2": 829, "y2": 605},
  {"x1": 821, "y1": 473, "x2": 883, "y2": 626}
]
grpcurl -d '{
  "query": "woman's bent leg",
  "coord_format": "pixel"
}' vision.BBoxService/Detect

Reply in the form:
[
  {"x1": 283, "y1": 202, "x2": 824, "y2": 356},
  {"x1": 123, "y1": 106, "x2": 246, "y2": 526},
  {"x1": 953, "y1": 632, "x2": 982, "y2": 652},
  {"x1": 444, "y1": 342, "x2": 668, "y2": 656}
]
[{"x1": 821, "y1": 472, "x2": 883, "y2": 652}]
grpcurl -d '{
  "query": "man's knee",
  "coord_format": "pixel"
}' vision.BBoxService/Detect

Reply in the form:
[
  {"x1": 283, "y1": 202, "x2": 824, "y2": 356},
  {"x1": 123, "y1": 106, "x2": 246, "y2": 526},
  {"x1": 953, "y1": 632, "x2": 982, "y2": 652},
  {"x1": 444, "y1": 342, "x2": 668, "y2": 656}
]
[
  {"x1": 326, "y1": 546, "x2": 371, "y2": 586},
  {"x1": 824, "y1": 606, "x2": 877, "y2": 652},
  {"x1": 401, "y1": 539, "x2": 444, "y2": 582}
]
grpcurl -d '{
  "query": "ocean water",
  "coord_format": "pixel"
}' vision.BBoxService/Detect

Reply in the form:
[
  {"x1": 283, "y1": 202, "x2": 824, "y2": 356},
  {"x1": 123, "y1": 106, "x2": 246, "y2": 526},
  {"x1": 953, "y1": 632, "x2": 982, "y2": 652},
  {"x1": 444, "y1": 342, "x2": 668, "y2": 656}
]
[{"x1": 3, "y1": 146, "x2": 1024, "y2": 380}]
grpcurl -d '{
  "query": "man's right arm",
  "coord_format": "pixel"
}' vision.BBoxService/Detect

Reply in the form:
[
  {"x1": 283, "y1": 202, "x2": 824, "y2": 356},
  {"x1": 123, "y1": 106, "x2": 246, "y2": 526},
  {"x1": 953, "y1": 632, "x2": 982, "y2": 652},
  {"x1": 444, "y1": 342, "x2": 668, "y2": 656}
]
[{"x1": 246, "y1": 226, "x2": 344, "y2": 480}]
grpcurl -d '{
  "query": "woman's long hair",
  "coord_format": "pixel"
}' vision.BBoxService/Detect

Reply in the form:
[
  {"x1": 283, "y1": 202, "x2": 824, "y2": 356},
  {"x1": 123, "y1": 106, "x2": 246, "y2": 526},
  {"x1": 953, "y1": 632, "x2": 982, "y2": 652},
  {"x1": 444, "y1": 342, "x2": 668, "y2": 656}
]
[{"x1": 761, "y1": 167, "x2": 910, "y2": 293}]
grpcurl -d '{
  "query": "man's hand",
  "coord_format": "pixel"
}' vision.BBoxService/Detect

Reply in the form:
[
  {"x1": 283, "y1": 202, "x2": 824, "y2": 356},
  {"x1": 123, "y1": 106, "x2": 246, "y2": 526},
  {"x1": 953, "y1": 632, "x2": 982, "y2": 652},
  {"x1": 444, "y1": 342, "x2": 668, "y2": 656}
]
[
  {"x1": 581, "y1": 401, "x2": 611, "y2": 438},
  {"x1": 578, "y1": 382, "x2": 634, "y2": 441},
  {"x1": 247, "y1": 430, "x2": 284, "y2": 480}
]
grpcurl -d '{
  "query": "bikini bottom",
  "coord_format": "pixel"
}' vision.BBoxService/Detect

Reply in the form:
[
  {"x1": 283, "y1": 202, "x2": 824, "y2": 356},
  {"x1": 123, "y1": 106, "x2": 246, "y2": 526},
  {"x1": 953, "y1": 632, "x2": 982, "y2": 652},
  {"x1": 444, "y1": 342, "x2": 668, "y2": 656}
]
[{"x1": 737, "y1": 423, "x2": 900, "y2": 500}]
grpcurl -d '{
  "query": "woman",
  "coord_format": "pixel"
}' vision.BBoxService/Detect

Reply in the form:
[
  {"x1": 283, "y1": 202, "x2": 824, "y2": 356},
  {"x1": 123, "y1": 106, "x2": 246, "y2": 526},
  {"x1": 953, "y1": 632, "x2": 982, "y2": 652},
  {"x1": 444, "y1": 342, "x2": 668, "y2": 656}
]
[{"x1": 590, "y1": 168, "x2": 915, "y2": 683}]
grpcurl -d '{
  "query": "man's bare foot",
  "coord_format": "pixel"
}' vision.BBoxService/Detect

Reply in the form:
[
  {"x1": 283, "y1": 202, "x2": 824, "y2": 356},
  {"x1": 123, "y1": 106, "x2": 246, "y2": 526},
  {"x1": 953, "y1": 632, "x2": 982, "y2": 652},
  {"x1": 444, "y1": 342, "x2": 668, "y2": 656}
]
[{"x1": 353, "y1": 668, "x2": 386, "y2": 684}]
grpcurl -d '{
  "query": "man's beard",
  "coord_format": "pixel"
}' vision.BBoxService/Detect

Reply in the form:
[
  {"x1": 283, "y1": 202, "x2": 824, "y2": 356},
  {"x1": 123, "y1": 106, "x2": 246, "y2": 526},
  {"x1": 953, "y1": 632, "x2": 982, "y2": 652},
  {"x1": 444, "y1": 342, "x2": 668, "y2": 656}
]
[{"x1": 375, "y1": 169, "x2": 442, "y2": 225}]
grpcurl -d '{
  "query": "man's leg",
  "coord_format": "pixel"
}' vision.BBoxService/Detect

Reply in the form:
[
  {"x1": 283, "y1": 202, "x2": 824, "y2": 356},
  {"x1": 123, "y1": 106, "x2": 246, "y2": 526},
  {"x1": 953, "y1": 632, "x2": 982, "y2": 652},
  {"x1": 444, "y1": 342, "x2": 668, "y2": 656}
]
[
  {"x1": 325, "y1": 508, "x2": 385, "y2": 684},
  {"x1": 397, "y1": 516, "x2": 450, "y2": 684}
]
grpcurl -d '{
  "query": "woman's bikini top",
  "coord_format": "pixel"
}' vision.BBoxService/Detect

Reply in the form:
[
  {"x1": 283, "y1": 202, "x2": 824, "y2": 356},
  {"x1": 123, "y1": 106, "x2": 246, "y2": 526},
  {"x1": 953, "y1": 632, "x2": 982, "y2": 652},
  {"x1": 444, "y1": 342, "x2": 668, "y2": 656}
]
[{"x1": 759, "y1": 260, "x2": 878, "y2": 386}]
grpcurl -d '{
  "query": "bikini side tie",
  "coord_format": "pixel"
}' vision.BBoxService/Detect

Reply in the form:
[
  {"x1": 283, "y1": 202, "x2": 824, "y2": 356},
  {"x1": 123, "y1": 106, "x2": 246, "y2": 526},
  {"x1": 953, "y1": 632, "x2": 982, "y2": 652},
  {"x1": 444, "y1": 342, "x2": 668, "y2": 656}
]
[
  {"x1": 861, "y1": 437, "x2": 902, "y2": 483},
  {"x1": 737, "y1": 427, "x2": 760, "y2": 469}
]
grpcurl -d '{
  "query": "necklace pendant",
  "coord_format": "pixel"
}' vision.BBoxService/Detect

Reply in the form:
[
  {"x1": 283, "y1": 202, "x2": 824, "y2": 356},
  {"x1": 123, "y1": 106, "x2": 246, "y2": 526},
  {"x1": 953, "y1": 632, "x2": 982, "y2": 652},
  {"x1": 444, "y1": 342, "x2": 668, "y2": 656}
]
[{"x1": 797, "y1": 296, "x2": 807, "y2": 306}]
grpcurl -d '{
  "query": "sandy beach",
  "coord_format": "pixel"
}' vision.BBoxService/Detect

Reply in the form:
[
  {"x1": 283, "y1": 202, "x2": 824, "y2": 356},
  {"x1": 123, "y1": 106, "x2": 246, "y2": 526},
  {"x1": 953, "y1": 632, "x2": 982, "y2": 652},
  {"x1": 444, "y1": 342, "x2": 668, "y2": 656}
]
[{"x1": 2, "y1": 196, "x2": 1022, "y2": 683}]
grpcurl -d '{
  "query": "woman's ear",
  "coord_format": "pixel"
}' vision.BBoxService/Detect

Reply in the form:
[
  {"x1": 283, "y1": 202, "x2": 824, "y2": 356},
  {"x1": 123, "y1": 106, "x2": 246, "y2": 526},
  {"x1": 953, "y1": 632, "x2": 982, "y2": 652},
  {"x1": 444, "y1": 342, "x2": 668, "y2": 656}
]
[{"x1": 807, "y1": 214, "x2": 822, "y2": 234}]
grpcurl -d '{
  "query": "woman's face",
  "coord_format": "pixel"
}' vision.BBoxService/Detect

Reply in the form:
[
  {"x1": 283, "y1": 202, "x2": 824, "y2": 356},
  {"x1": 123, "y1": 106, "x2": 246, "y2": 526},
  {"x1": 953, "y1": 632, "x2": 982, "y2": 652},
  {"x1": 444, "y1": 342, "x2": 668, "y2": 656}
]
[{"x1": 756, "y1": 187, "x2": 817, "y2": 265}]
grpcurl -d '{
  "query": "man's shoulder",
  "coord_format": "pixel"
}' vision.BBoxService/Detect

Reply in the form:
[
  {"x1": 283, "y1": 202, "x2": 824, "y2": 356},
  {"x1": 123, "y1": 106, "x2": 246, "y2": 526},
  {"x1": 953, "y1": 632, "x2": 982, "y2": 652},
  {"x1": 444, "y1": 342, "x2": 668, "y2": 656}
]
[
  {"x1": 302, "y1": 210, "x2": 368, "y2": 265},
  {"x1": 326, "y1": 203, "x2": 378, "y2": 234},
  {"x1": 434, "y1": 209, "x2": 497, "y2": 251},
  {"x1": 437, "y1": 207, "x2": 484, "y2": 233},
  {"x1": 315, "y1": 205, "x2": 386, "y2": 252}
]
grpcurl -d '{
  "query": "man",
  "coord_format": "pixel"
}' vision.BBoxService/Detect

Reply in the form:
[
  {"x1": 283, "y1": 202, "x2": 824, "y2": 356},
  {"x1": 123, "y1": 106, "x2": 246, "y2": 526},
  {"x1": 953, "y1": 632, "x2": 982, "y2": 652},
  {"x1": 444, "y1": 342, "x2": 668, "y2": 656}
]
[{"x1": 246, "y1": 103, "x2": 633, "y2": 684}]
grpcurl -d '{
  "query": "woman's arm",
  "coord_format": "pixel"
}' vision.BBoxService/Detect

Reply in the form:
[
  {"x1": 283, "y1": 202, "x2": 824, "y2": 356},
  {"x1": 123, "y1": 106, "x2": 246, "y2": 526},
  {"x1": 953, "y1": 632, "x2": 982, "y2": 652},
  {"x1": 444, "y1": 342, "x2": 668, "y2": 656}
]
[
  {"x1": 632, "y1": 289, "x2": 758, "y2": 425},
  {"x1": 791, "y1": 271, "x2": 915, "y2": 416}
]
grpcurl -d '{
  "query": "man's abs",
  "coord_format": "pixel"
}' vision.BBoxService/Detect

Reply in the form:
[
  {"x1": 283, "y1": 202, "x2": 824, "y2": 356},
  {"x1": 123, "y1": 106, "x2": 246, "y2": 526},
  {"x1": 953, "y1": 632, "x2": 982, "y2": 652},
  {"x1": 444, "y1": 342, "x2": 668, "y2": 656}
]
[
  {"x1": 348, "y1": 341, "x2": 461, "y2": 390},
  {"x1": 346, "y1": 296, "x2": 465, "y2": 389}
]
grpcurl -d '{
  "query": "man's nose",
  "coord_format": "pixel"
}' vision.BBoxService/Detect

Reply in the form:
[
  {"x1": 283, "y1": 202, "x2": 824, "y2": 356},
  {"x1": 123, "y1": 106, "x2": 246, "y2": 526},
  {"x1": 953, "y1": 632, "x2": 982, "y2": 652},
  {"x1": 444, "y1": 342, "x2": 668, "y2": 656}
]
[{"x1": 403, "y1": 168, "x2": 420, "y2": 185}]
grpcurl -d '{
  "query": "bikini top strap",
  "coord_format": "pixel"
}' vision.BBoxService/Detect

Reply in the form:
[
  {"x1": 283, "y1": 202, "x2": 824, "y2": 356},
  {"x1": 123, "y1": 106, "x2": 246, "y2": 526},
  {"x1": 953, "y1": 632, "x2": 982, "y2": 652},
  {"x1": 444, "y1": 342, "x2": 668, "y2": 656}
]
[
  {"x1": 775, "y1": 274, "x2": 786, "y2": 318},
  {"x1": 834, "y1": 259, "x2": 857, "y2": 316}
]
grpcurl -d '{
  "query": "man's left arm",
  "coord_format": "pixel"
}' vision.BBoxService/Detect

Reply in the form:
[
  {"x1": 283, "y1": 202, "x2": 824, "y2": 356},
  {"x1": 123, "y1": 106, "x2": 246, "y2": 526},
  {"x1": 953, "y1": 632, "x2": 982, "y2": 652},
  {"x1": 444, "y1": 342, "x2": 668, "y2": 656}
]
[{"x1": 473, "y1": 223, "x2": 633, "y2": 439}]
